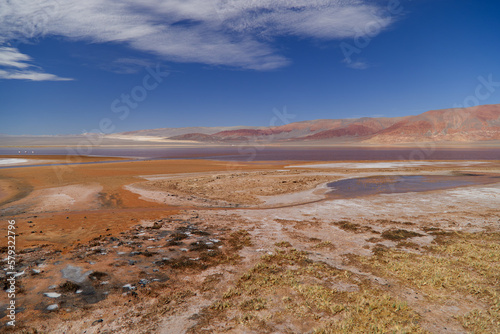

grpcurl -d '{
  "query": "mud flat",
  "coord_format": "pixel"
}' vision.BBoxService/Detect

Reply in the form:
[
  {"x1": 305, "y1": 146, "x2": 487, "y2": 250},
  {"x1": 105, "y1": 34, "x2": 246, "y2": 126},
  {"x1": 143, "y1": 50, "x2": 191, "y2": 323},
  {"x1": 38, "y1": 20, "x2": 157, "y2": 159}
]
[{"x1": 1, "y1": 158, "x2": 499, "y2": 333}]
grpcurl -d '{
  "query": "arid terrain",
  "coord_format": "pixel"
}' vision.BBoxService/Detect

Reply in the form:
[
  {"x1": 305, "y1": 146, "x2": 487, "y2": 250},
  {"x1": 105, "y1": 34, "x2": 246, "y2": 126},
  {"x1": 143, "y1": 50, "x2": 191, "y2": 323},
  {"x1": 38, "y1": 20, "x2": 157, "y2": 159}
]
[{"x1": 1, "y1": 155, "x2": 500, "y2": 333}]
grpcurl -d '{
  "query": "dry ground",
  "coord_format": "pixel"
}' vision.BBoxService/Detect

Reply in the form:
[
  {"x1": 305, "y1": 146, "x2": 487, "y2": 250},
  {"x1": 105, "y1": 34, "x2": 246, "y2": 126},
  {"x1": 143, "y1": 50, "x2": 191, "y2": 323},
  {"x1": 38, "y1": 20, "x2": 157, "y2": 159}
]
[{"x1": 0, "y1": 157, "x2": 499, "y2": 333}]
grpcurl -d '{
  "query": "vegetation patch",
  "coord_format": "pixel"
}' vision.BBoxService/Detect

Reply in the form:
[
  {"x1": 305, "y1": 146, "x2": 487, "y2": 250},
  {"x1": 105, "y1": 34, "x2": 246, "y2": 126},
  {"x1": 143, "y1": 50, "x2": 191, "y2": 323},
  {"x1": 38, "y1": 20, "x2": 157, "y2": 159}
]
[
  {"x1": 358, "y1": 232, "x2": 500, "y2": 333},
  {"x1": 332, "y1": 220, "x2": 360, "y2": 232},
  {"x1": 190, "y1": 248, "x2": 425, "y2": 333},
  {"x1": 227, "y1": 229, "x2": 252, "y2": 250},
  {"x1": 332, "y1": 220, "x2": 377, "y2": 234},
  {"x1": 274, "y1": 241, "x2": 292, "y2": 248},
  {"x1": 312, "y1": 241, "x2": 336, "y2": 250},
  {"x1": 381, "y1": 229, "x2": 423, "y2": 241}
]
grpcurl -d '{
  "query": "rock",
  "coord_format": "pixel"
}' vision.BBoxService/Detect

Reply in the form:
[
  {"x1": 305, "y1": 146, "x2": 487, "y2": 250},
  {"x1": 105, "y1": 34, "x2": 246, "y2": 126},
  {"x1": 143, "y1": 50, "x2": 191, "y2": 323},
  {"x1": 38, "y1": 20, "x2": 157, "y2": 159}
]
[
  {"x1": 32, "y1": 269, "x2": 41, "y2": 274},
  {"x1": 92, "y1": 319, "x2": 104, "y2": 326},
  {"x1": 61, "y1": 265, "x2": 93, "y2": 283},
  {"x1": 122, "y1": 284, "x2": 135, "y2": 291},
  {"x1": 44, "y1": 292, "x2": 61, "y2": 298},
  {"x1": 47, "y1": 304, "x2": 58, "y2": 311},
  {"x1": 138, "y1": 279, "x2": 149, "y2": 286},
  {"x1": 13, "y1": 271, "x2": 25, "y2": 278}
]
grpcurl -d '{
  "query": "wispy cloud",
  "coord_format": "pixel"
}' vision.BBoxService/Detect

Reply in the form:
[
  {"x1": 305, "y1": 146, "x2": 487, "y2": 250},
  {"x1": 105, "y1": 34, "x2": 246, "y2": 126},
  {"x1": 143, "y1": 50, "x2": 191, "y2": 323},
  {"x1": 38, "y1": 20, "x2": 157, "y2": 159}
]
[
  {"x1": 101, "y1": 58, "x2": 156, "y2": 74},
  {"x1": 0, "y1": 69, "x2": 73, "y2": 81},
  {"x1": 343, "y1": 59, "x2": 369, "y2": 70},
  {"x1": 1, "y1": 0, "x2": 395, "y2": 75},
  {"x1": 0, "y1": 47, "x2": 73, "y2": 81}
]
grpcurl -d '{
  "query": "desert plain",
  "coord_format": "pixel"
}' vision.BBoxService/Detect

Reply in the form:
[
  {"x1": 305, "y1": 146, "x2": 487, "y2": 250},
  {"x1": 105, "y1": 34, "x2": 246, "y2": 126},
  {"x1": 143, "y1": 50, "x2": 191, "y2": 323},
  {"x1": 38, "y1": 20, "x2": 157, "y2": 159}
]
[{"x1": 1, "y1": 153, "x2": 499, "y2": 333}]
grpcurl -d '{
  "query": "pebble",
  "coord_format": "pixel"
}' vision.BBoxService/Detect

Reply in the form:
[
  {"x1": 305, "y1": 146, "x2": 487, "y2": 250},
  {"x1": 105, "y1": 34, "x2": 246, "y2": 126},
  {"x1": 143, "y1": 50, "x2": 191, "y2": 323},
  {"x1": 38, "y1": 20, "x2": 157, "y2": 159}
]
[
  {"x1": 32, "y1": 269, "x2": 41, "y2": 274},
  {"x1": 47, "y1": 304, "x2": 58, "y2": 311},
  {"x1": 44, "y1": 292, "x2": 61, "y2": 298},
  {"x1": 13, "y1": 271, "x2": 25, "y2": 278},
  {"x1": 76, "y1": 290, "x2": 83, "y2": 294},
  {"x1": 123, "y1": 284, "x2": 135, "y2": 290}
]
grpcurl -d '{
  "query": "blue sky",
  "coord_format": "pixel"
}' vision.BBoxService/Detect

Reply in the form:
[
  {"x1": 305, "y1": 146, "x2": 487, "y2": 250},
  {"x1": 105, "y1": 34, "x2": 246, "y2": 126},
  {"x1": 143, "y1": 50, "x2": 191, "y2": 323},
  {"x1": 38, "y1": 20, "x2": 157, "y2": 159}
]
[{"x1": 1, "y1": 0, "x2": 500, "y2": 135}]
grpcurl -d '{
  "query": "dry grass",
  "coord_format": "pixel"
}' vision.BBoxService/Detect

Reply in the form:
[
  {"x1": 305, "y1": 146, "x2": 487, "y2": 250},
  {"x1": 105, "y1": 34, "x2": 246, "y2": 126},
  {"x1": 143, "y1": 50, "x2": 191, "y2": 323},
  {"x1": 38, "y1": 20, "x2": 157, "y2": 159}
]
[
  {"x1": 380, "y1": 229, "x2": 423, "y2": 241},
  {"x1": 312, "y1": 240, "x2": 337, "y2": 250},
  {"x1": 332, "y1": 220, "x2": 361, "y2": 232},
  {"x1": 359, "y1": 232, "x2": 500, "y2": 333},
  {"x1": 190, "y1": 248, "x2": 425, "y2": 333},
  {"x1": 274, "y1": 241, "x2": 292, "y2": 248},
  {"x1": 332, "y1": 220, "x2": 377, "y2": 234}
]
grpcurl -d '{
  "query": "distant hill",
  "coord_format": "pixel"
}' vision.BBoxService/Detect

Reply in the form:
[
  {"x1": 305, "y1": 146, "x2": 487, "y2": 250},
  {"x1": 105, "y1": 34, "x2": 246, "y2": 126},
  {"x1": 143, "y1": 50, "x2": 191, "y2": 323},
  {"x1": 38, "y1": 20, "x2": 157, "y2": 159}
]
[
  {"x1": 2, "y1": 104, "x2": 498, "y2": 147},
  {"x1": 365, "y1": 104, "x2": 500, "y2": 143},
  {"x1": 134, "y1": 104, "x2": 499, "y2": 144}
]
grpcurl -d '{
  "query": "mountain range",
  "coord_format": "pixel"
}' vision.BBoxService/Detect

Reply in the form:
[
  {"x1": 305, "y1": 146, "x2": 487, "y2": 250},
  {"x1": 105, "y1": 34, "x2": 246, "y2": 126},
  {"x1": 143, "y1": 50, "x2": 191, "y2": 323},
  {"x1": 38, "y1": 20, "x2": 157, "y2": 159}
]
[{"x1": 114, "y1": 104, "x2": 500, "y2": 144}]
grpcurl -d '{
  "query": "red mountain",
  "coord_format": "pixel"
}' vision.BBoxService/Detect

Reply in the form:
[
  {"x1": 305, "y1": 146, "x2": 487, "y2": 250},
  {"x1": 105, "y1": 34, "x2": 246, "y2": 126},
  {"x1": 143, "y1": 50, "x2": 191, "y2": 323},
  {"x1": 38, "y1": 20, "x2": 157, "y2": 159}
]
[
  {"x1": 366, "y1": 104, "x2": 500, "y2": 143},
  {"x1": 117, "y1": 104, "x2": 500, "y2": 144}
]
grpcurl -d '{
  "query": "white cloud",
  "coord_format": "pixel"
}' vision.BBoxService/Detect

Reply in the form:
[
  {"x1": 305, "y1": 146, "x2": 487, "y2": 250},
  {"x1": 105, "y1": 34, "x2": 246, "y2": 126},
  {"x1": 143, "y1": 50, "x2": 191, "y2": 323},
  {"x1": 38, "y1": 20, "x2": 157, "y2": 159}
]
[
  {"x1": 101, "y1": 58, "x2": 156, "y2": 74},
  {"x1": 0, "y1": 46, "x2": 73, "y2": 81},
  {"x1": 0, "y1": 47, "x2": 32, "y2": 68},
  {"x1": 0, "y1": 0, "x2": 395, "y2": 74},
  {"x1": 344, "y1": 60, "x2": 369, "y2": 70},
  {"x1": 0, "y1": 69, "x2": 73, "y2": 81}
]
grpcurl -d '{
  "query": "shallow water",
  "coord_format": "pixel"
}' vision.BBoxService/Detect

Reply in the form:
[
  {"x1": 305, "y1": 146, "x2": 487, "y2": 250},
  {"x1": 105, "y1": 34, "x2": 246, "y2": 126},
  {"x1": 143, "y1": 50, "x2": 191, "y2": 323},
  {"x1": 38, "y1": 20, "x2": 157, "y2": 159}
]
[
  {"x1": 326, "y1": 174, "x2": 500, "y2": 199},
  {"x1": 0, "y1": 147, "x2": 499, "y2": 161}
]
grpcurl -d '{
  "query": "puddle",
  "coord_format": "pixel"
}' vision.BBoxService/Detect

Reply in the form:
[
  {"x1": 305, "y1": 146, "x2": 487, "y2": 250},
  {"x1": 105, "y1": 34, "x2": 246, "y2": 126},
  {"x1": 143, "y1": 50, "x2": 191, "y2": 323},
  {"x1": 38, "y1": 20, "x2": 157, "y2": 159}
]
[{"x1": 326, "y1": 174, "x2": 500, "y2": 199}]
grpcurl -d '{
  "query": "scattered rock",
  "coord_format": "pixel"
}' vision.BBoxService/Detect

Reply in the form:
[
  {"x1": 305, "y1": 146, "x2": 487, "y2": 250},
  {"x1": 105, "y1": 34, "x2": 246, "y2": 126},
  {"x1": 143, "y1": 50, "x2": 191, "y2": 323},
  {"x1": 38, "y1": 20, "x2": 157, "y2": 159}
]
[
  {"x1": 46, "y1": 304, "x2": 58, "y2": 311},
  {"x1": 61, "y1": 265, "x2": 92, "y2": 283},
  {"x1": 44, "y1": 292, "x2": 61, "y2": 298},
  {"x1": 138, "y1": 279, "x2": 149, "y2": 286},
  {"x1": 92, "y1": 319, "x2": 104, "y2": 326}
]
